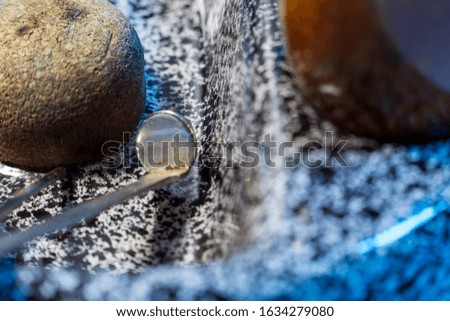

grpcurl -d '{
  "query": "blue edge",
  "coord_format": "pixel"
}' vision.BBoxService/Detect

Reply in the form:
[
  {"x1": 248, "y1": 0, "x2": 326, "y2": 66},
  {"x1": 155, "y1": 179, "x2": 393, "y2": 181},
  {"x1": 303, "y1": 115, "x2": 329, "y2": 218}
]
[{"x1": 0, "y1": 257, "x2": 24, "y2": 300}]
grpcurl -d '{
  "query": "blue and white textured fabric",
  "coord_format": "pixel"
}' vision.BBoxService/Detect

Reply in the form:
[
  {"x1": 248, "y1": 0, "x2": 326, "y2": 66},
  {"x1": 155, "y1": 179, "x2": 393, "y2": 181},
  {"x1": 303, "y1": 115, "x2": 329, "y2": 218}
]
[{"x1": 0, "y1": 0, "x2": 449, "y2": 300}]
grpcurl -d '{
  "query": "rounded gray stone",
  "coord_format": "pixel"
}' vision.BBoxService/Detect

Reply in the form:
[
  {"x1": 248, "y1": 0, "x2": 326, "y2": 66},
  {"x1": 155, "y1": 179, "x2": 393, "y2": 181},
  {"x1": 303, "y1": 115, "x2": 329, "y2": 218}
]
[{"x1": 0, "y1": 0, "x2": 146, "y2": 170}]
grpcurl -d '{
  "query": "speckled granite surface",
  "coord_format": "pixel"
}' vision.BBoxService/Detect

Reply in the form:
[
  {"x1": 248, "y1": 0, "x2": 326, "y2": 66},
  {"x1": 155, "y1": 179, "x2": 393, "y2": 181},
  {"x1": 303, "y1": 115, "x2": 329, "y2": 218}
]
[{"x1": 0, "y1": 0, "x2": 449, "y2": 300}]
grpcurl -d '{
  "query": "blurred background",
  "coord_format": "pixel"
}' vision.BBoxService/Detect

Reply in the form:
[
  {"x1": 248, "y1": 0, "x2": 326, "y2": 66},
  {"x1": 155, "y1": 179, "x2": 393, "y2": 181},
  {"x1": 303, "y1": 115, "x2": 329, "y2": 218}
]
[{"x1": 0, "y1": 0, "x2": 450, "y2": 300}]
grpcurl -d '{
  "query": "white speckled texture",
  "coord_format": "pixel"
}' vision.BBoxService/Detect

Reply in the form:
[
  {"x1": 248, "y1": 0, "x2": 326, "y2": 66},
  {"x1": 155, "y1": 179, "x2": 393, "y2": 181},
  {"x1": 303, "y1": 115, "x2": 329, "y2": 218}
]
[{"x1": 0, "y1": 0, "x2": 449, "y2": 300}]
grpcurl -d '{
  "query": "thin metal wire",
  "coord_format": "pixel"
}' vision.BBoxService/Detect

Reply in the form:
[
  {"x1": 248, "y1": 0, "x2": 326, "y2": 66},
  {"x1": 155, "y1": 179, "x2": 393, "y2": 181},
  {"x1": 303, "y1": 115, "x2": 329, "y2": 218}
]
[
  {"x1": 0, "y1": 167, "x2": 67, "y2": 223},
  {"x1": 0, "y1": 110, "x2": 197, "y2": 257}
]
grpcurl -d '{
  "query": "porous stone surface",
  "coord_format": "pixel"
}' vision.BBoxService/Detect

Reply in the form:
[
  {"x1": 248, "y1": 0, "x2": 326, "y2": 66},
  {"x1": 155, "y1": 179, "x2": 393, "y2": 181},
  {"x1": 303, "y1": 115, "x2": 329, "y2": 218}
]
[{"x1": 0, "y1": 0, "x2": 146, "y2": 170}]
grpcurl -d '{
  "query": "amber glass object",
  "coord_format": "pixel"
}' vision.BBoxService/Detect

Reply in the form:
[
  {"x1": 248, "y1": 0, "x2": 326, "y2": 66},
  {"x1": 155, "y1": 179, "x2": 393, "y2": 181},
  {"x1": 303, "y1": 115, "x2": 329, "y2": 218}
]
[{"x1": 280, "y1": 0, "x2": 450, "y2": 141}]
